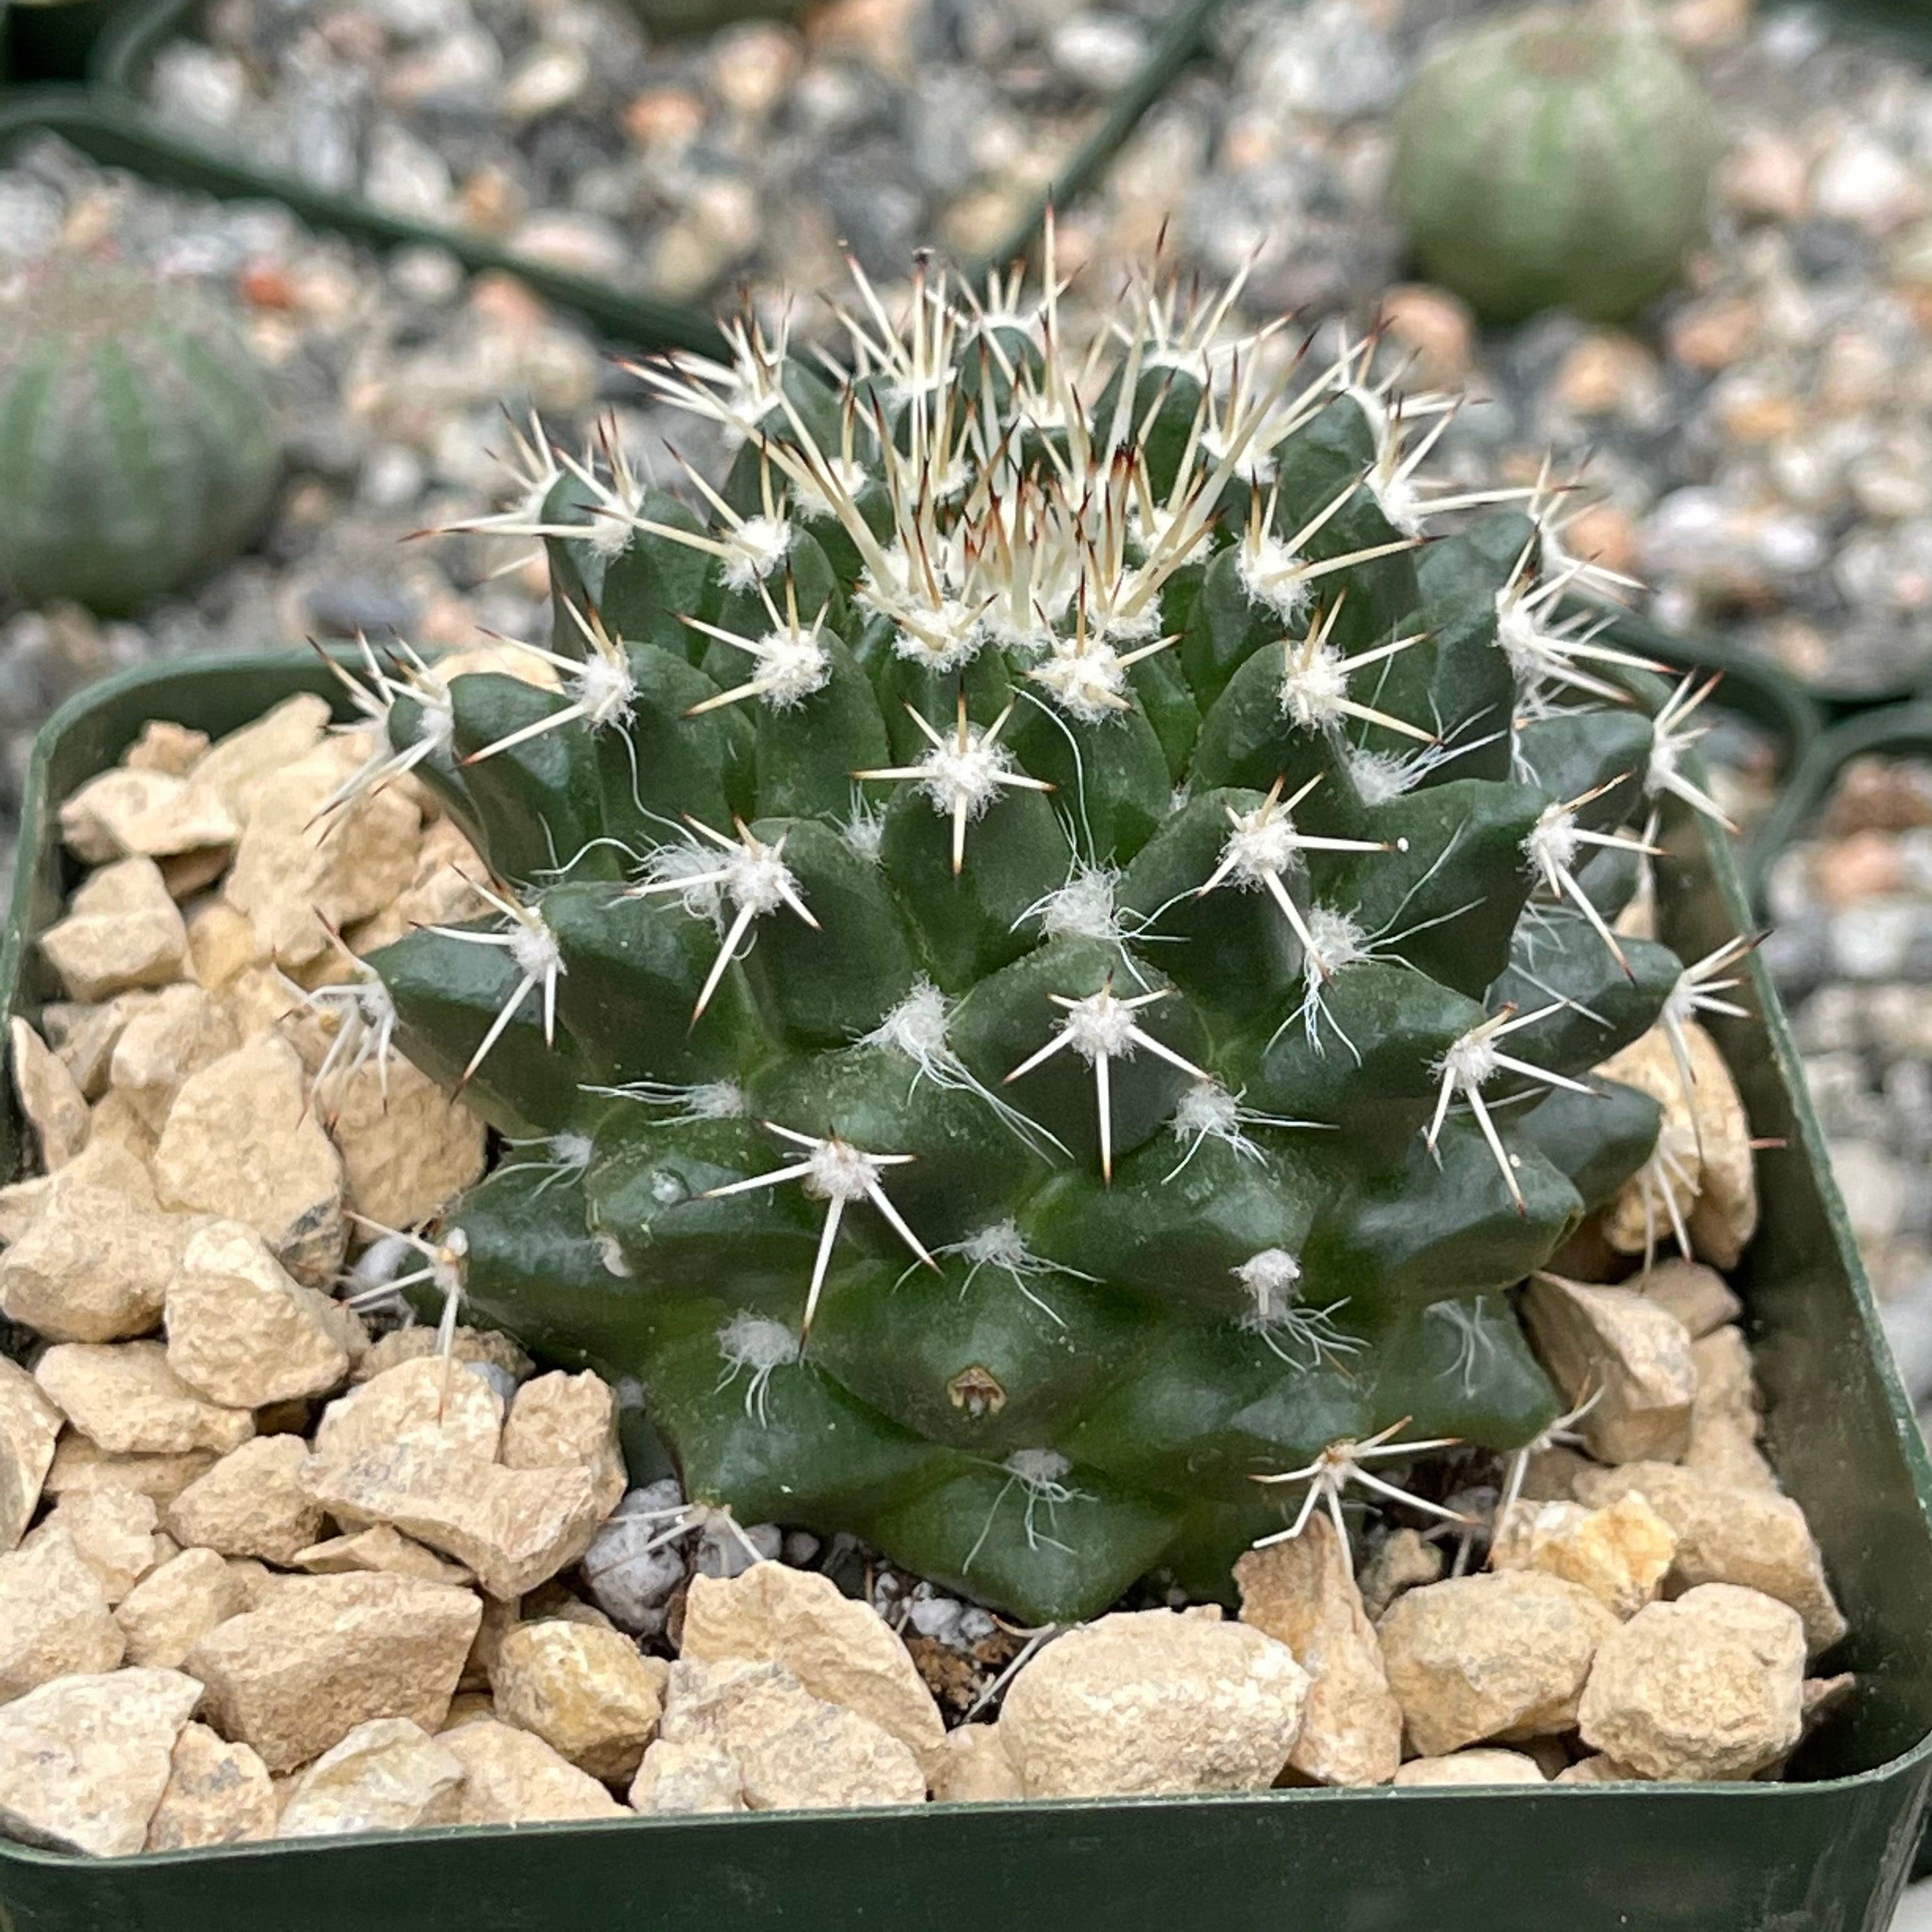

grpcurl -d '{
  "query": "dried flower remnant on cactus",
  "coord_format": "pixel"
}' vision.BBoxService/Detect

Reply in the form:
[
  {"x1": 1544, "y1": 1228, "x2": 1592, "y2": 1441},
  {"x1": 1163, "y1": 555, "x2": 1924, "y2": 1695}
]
[{"x1": 358, "y1": 236, "x2": 1715, "y2": 1624}]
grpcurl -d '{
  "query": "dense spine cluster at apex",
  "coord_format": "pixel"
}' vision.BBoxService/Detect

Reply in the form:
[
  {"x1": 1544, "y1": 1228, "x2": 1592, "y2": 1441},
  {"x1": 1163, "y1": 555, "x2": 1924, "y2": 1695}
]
[{"x1": 337, "y1": 241, "x2": 1744, "y2": 1625}]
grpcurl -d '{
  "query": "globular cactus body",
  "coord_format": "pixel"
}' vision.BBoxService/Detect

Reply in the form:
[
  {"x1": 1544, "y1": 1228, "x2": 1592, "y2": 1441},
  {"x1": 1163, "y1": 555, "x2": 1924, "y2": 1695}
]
[
  {"x1": 0, "y1": 259, "x2": 282, "y2": 614},
  {"x1": 356, "y1": 259, "x2": 1722, "y2": 1624}
]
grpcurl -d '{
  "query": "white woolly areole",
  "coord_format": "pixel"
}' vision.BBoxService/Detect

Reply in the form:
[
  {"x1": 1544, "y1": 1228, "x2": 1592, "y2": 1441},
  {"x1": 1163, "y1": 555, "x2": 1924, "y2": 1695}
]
[
  {"x1": 722, "y1": 840, "x2": 801, "y2": 917},
  {"x1": 913, "y1": 730, "x2": 1017, "y2": 821},
  {"x1": 1222, "y1": 808, "x2": 1302, "y2": 885},
  {"x1": 1236, "y1": 1248, "x2": 1304, "y2": 1324},
  {"x1": 1525, "y1": 803, "x2": 1579, "y2": 885},
  {"x1": 866, "y1": 980, "x2": 952, "y2": 1062},
  {"x1": 717, "y1": 1310, "x2": 801, "y2": 1373},
  {"x1": 1031, "y1": 641, "x2": 1128, "y2": 720},
  {"x1": 793, "y1": 456, "x2": 871, "y2": 524},
  {"x1": 685, "y1": 1079, "x2": 749, "y2": 1119},
  {"x1": 569, "y1": 652, "x2": 637, "y2": 724},
  {"x1": 641, "y1": 842, "x2": 727, "y2": 921},
  {"x1": 1495, "y1": 593, "x2": 1552, "y2": 681},
  {"x1": 1203, "y1": 420, "x2": 1276, "y2": 485},
  {"x1": 886, "y1": 593, "x2": 988, "y2": 673},
  {"x1": 1347, "y1": 746, "x2": 1420, "y2": 806},
  {"x1": 720, "y1": 516, "x2": 795, "y2": 589},
  {"x1": 586, "y1": 513, "x2": 636, "y2": 560},
  {"x1": 751, "y1": 627, "x2": 832, "y2": 708},
  {"x1": 1059, "y1": 989, "x2": 1141, "y2": 1063},
  {"x1": 842, "y1": 801, "x2": 885, "y2": 864},
  {"x1": 1278, "y1": 645, "x2": 1349, "y2": 731},
  {"x1": 1004, "y1": 1448, "x2": 1072, "y2": 1487},
  {"x1": 1439, "y1": 1025, "x2": 1501, "y2": 1092},
  {"x1": 1174, "y1": 1078, "x2": 1241, "y2": 1141},
  {"x1": 1661, "y1": 971, "x2": 1699, "y2": 1030},
  {"x1": 549, "y1": 1131, "x2": 594, "y2": 1169},
  {"x1": 1237, "y1": 531, "x2": 1314, "y2": 622},
  {"x1": 1037, "y1": 866, "x2": 1123, "y2": 944},
  {"x1": 804, "y1": 1137, "x2": 885, "y2": 1202},
  {"x1": 393, "y1": 694, "x2": 452, "y2": 756},
  {"x1": 508, "y1": 917, "x2": 565, "y2": 983},
  {"x1": 1303, "y1": 905, "x2": 1369, "y2": 979},
  {"x1": 960, "y1": 1219, "x2": 1031, "y2": 1270}
]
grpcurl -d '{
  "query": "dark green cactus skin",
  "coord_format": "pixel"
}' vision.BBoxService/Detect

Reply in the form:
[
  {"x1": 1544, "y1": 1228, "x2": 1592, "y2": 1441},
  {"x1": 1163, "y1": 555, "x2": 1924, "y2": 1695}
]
[
  {"x1": 0, "y1": 260, "x2": 282, "y2": 615},
  {"x1": 368, "y1": 300, "x2": 1683, "y2": 1624}
]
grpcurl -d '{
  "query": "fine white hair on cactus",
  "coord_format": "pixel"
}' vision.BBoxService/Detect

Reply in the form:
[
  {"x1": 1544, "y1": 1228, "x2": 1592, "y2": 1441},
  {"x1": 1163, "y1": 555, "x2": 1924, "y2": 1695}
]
[
  {"x1": 1236, "y1": 475, "x2": 1423, "y2": 624},
  {"x1": 856, "y1": 693, "x2": 1055, "y2": 874},
  {"x1": 424, "y1": 882, "x2": 567, "y2": 1089},
  {"x1": 316, "y1": 636, "x2": 455, "y2": 818},
  {"x1": 1494, "y1": 1385, "x2": 1604, "y2": 1528},
  {"x1": 1195, "y1": 773, "x2": 1400, "y2": 981},
  {"x1": 1645, "y1": 671, "x2": 1736, "y2": 831},
  {"x1": 624, "y1": 308, "x2": 795, "y2": 450},
  {"x1": 1234, "y1": 1248, "x2": 1363, "y2": 1369},
  {"x1": 715, "y1": 1310, "x2": 802, "y2": 1426},
  {"x1": 340, "y1": 1215, "x2": 473, "y2": 1419},
  {"x1": 1493, "y1": 532, "x2": 1664, "y2": 710},
  {"x1": 1657, "y1": 932, "x2": 1756, "y2": 1151},
  {"x1": 495, "y1": 1128, "x2": 597, "y2": 1196},
  {"x1": 1425, "y1": 1295, "x2": 1499, "y2": 1396},
  {"x1": 1251, "y1": 1418, "x2": 1471, "y2": 1575},
  {"x1": 924, "y1": 1219, "x2": 1096, "y2": 1328},
  {"x1": 1344, "y1": 711, "x2": 1506, "y2": 806},
  {"x1": 628, "y1": 817, "x2": 819, "y2": 1022},
  {"x1": 1165, "y1": 1079, "x2": 1330, "y2": 1181},
  {"x1": 303, "y1": 949, "x2": 400, "y2": 1113},
  {"x1": 964, "y1": 1446, "x2": 1094, "y2": 1574},
  {"x1": 1004, "y1": 977, "x2": 1213, "y2": 1183},
  {"x1": 682, "y1": 575, "x2": 834, "y2": 716},
  {"x1": 1521, "y1": 785, "x2": 1660, "y2": 975},
  {"x1": 456, "y1": 601, "x2": 640, "y2": 769},
  {"x1": 1427, "y1": 1002, "x2": 1597, "y2": 1215},
  {"x1": 699, "y1": 1122, "x2": 935, "y2": 1337},
  {"x1": 581, "y1": 1076, "x2": 749, "y2": 1124},
  {"x1": 1015, "y1": 861, "x2": 1138, "y2": 953},
  {"x1": 1275, "y1": 593, "x2": 1434, "y2": 744}
]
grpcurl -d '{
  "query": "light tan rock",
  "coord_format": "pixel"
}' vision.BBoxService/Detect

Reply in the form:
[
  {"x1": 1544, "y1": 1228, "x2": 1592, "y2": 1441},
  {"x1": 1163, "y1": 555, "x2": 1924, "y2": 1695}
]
[
  {"x1": 1522, "y1": 1273, "x2": 1698, "y2": 1462},
  {"x1": 87, "y1": 1089, "x2": 160, "y2": 1168},
  {"x1": 165, "y1": 1435, "x2": 325, "y2": 1565},
  {"x1": 1555, "y1": 1753, "x2": 1641, "y2": 1783},
  {"x1": 294, "y1": 1524, "x2": 473, "y2": 1587},
  {"x1": 0, "y1": 1667, "x2": 201, "y2": 1856},
  {"x1": 60, "y1": 768, "x2": 237, "y2": 866},
  {"x1": 1489, "y1": 1494, "x2": 1677, "y2": 1620},
  {"x1": 351, "y1": 1323, "x2": 532, "y2": 1386},
  {"x1": 158, "y1": 848, "x2": 231, "y2": 898},
  {"x1": 9, "y1": 1016, "x2": 89, "y2": 1170},
  {"x1": 164, "y1": 1220, "x2": 357, "y2": 1409},
  {"x1": 185, "y1": 903, "x2": 272, "y2": 991},
  {"x1": 36, "y1": 1342, "x2": 254, "y2": 1456},
  {"x1": 629, "y1": 1735, "x2": 747, "y2": 1815},
  {"x1": 0, "y1": 1355, "x2": 61, "y2": 1553},
  {"x1": 192, "y1": 694, "x2": 332, "y2": 825},
  {"x1": 1632, "y1": 1258, "x2": 1742, "y2": 1338},
  {"x1": 1685, "y1": 1326, "x2": 1778, "y2": 1490},
  {"x1": 1235, "y1": 1515, "x2": 1402, "y2": 1786},
  {"x1": 39, "y1": 858, "x2": 190, "y2": 1002},
  {"x1": 185, "y1": 1572, "x2": 482, "y2": 1774},
  {"x1": 26, "y1": 1487, "x2": 162, "y2": 1605},
  {"x1": 1392, "y1": 1749, "x2": 1546, "y2": 1787},
  {"x1": 108, "y1": 983, "x2": 241, "y2": 1133},
  {"x1": 0, "y1": 1525, "x2": 125, "y2": 1701},
  {"x1": 316, "y1": 1355, "x2": 505, "y2": 1461},
  {"x1": 1000, "y1": 1609, "x2": 1309, "y2": 1800},
  {"x1": 1579, "y1": 1583, "x2": 1804, "y2": 1780},
  {"x1": 1377, "y1": 1572, "x2": 1620, "y2": 1757},
  {"x1": 1680, "y1": 1022, "x2": 1758, "y2": 1268},
  {"x1": 1572, "y1": 1462, "x2": 1846, "y2": 1655},
  {"x1": 211, "y1": 964, "x2": 321, "y2": 1065},
  {"x1": 324, "y1": 1055, "x2": 487, "y2": 1234},
  {"x1": 144, "y1": 1721, "x2": 276, "y2": 1849},
  {"x1": 653, "y1": 1657, "x2": 924, "y2": 1812},
  {"x1": 680, "y1": 1563, "x2": 946, "y2": 1780},
  {"x1": 930, "y1": 1723, "x2": 1023, "y2": 1802},
  {"x1": 345, "y1": 818, "x2": 489, "y2": 954},
  {"x1": 491, "y1": 1620, "x2": 668, "y2": 1781},
  {"x1": 277, "y1": 1717, "x2": 465, "y2": 1837},
  {"x1": 502, "y1": 1370, "x2": 627, "y2": 1517},
  {"x1": 42, "y1": 1434, "x2": 214, "y2": 1506},
  {"x1": 440, "y1": 1692, "x2": 496, "y2": 1729},
  {"x1": 153, "y1": 1035, "x2": 346, "y2": 1287},
  {"x1": 40, "y1": 996, "x2": 155, "y2": 1102},
  {"x1": 306, "y1": 1430, "x2": 606, "y2": 1601},
  {"x1": 116, "y1": 1546, "x2": 246, "y2": 1669},
  {"x1": 1356, "y1": 1528, "x2": 1446, "y2": 1622},
  {"x1": 438, "y1": 1715, "x2": 624, "y2": 1823},
  {"x1": 0, "y1": 1183, "x2": 200, "y2": 1343},
  {"x1": 224, "y1": 1558, "x2": 288, "y2": 1612},
  {"x1": 223, "y1": 744, "x2": 420, "y2": 974},
  {"x1": 125, "y1": 720, "x2": 210, "y2": 778}
]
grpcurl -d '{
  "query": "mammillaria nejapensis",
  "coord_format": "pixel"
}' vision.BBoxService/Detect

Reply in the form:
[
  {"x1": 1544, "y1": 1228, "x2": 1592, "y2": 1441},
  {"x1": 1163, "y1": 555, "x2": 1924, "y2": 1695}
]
[
  {"x1": 334, "y1": 247, "x2": 1741, "y2": 1624},
  {"x1": 0, "y1": 257, "x2": 281, "y2": 614}
]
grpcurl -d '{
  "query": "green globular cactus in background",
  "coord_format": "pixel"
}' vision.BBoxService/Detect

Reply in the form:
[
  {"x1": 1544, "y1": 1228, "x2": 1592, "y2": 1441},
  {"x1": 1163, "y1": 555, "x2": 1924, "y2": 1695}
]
[
  {"x1": 0, "y1": 257, "x2": 282, "y2": 615},
  {"x1": 1392, "y1": 2, "x2": 1718, "y2": 324},
  {"x1": 342, "y1": 250, "x2": 1736, "y2": 1625}
]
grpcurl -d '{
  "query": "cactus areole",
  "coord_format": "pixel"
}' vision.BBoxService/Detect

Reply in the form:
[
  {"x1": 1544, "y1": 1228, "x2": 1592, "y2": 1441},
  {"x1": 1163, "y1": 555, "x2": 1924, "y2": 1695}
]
[{"x1": 348, "y1": 252, "x2": 1726, "y2": 1625}]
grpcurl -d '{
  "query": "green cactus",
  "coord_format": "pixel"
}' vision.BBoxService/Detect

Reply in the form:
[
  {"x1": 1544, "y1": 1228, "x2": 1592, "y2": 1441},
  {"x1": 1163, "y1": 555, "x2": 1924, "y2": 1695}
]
[
  {"x1": 339, "y1": 256, "x2": 1733, "y2": 1625},
  {"x1": 1392, "y1": 3, "x2": 1717, "y2": 324},
  {"x1": 0, "y1": 257, "x2": 282, "y2": 615}
]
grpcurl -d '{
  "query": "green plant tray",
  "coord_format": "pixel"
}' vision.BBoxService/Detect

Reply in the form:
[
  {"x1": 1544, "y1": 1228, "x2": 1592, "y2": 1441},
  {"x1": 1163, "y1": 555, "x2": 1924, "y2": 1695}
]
[
  {"x1": 1, "y1": 647, "x2": 1930, "y2": 1929},
  {"x1": 4, "y1": 0, "x2": 135, "y2": 84},
  {"x1": 72, "y1": 0, "x2": 1229, "y2": 355}
]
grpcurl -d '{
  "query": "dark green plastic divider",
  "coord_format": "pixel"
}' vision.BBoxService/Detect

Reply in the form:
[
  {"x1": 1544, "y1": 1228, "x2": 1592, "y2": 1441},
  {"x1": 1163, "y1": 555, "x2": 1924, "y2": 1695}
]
[
  {"x1": 86, "y1": 0, "x2": 1232, "y2": 346},
  {"x1": 5, "y1": 0, "x2": 130, "y2": 84},
  {"x1": 1, "y1": 647, "x2": 1930, "y2": 1929}
]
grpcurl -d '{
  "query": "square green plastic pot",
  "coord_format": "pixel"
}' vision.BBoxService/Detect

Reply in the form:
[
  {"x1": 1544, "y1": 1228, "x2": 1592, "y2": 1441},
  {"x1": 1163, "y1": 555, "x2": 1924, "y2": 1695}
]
[{"x1": 3, "y1": 650, "x2": 1932, "y2": 1932}]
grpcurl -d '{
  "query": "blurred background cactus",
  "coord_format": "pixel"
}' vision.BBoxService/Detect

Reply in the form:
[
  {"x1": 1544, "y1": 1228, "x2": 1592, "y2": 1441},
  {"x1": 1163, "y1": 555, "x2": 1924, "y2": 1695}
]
[
  {"x1": 0, "y1": 257, "x2": 282, "y2": 616},
  {"x1": 1392, "y1": 1, "x2": 1719, "y2": 323}
]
